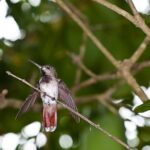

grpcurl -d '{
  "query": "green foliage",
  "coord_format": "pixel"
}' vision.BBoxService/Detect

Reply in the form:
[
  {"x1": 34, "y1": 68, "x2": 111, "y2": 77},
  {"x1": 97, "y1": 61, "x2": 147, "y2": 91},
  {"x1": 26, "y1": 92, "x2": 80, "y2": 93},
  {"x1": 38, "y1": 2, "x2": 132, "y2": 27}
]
[{"x1": 134, "y1": 100, "x2": 150, "y2": 113}]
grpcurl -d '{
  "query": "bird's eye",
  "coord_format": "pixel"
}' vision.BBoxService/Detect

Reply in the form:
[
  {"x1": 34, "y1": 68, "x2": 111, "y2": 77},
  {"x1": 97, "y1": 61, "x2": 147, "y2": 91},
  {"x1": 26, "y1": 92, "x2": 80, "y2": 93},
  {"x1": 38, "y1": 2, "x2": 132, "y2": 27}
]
[{"x1": 46, "y1": 66, "x2": 50, "y2": 69}]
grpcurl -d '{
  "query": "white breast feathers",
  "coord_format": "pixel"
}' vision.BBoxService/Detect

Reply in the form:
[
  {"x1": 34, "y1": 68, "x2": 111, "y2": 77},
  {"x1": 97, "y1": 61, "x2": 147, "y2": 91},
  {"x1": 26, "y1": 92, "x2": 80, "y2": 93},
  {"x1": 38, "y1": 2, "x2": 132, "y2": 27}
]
[{"x1": 40, "y1": 80, "x2": 58, "y2": 104}]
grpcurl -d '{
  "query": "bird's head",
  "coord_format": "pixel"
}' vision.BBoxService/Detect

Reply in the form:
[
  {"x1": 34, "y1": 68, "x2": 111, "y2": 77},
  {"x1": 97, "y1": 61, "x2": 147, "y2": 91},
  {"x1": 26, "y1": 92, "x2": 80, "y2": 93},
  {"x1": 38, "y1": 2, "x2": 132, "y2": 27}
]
[
  {"x1": 41, "y1": 65, "x2": 57, "y2": 77},
  {"x1": 29, "y1": 60, "x2": 57, "y2": 77}
]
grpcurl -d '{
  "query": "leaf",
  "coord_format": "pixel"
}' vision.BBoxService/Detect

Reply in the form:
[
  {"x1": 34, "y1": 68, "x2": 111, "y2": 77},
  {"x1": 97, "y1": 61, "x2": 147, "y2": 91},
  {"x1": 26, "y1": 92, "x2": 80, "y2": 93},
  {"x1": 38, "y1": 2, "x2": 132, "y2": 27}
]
[{"x1": 134, "y1": 100, "x2": 150, "y2": 113}]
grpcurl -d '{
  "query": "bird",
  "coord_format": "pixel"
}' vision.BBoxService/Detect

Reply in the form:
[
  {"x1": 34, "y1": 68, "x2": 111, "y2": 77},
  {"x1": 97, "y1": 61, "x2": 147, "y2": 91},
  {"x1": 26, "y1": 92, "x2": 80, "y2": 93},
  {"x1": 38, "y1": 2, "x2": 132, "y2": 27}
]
[{"x1": 16, "y1": 60, "x2": 80, "y2": 132}]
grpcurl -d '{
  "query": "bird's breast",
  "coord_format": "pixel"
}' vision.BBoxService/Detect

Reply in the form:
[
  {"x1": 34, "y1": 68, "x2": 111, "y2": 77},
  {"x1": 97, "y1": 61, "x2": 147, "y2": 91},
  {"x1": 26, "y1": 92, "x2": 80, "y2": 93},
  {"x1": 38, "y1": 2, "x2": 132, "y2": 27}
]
[{"x1": 40, "y1": 80, "x2": 58, "y2": 104}]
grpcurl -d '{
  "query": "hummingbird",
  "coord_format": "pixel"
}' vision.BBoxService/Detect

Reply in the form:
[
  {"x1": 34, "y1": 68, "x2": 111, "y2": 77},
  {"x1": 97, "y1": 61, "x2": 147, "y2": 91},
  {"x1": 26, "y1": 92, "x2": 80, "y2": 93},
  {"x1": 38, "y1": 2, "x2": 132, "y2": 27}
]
[{"x1": 16, "y1": 60, "x2": 80, "y2": 132}]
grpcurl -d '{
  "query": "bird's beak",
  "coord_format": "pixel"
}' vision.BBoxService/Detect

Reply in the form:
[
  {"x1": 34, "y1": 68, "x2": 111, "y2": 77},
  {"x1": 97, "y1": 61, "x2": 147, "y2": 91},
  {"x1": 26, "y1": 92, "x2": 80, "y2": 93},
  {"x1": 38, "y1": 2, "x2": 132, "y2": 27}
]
[{"x1": 28, "y1": 59, "x2": 42, "y2": 69}]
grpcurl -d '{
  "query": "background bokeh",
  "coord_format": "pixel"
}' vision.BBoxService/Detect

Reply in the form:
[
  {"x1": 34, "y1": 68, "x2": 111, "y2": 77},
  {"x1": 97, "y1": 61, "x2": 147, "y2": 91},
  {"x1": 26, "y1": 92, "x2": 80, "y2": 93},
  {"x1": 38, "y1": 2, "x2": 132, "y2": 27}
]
[{"x1": 1, "y1": 0, "x2": 150, "y2": 150}]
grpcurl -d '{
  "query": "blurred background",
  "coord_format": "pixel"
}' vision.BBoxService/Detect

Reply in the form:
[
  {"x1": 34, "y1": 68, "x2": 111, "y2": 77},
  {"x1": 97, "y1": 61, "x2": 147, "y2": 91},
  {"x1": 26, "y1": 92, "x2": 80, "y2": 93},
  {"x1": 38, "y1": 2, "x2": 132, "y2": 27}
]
[{"x1": 1, "y1": 0, "x2": 150, "y2": 149}]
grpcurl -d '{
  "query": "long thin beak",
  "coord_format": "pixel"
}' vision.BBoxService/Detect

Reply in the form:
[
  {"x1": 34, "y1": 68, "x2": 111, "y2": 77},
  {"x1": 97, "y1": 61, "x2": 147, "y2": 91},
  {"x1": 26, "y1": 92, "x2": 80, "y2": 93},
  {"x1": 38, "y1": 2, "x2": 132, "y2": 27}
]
[{"x1": 28, "y1": 59, "x2": 42, "y2": 69}]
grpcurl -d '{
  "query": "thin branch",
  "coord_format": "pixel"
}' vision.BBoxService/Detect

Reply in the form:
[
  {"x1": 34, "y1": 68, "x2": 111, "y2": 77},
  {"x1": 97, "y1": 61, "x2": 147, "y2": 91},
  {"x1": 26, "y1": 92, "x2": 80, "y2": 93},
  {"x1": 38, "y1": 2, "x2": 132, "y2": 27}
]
[
  {"x1": 6, "y1": 71, "x2": 131, "y2": 150},
  {"x1": 72, "y1": 72, "x2": 117, "y2": 92},
  {"x1": 0, "y1": 89, "x2": 41, "y2": 111},
  {"x1": 0, "y1": 91, "x2": 117, "y2": 115},
  {"x1": 93, "y1": 0, "x2": 150, "y2": 37},
  {"x1": 75, "y1": 86, "x2": 118, "y2": 114},
  {"x1": 6, "y1": 72, "x2": 43, "y2": 95},
  {"x1": 68, "y1": 52, "x2": 98, "y2": 78},
  {"x1": 0, "y1": 78, "x2": 121, "y2": 115},
  {"x1": 66, "y1": 1, "x2": 89, "y2": 26},
  {"x1": 119, "y1": 67, "x2": 148, "y2": 101},
  {"x1": 96, "y1": 84, "x2": 120, "y2": 114},
  {"x1": 73, "y1": 60, "x2": 150, "y2": 92},
  {"x1": 74, "y1": 33, "x2": 87, "y2": 86},
  {"x1": 58, "y1": 100, "x2": 130, "y2": 148},
  {"x1": 92, "y1": 0, "x2": 136, "y2": 26},
  {"x1": 134, "y1": 60, "x2": 150, "y2": 71},
  {"x1": 127, "y1": 0, "x2": 138, "y2": 16},
  {"x1": 0, "y1": 98, "x2": 42, "y2": 111},
  {"x1": 130, "y1": 36, "x2": 150, "y2": 65},
  {"x1": 127, "y1": 0, "x2": 150, "y2": 37},
  {"x1": 0, "y1": 89, "x2": 8, "y2": 101},
  {"x1": 56, "y1": 0, "x2": 120, "y2": 68}
]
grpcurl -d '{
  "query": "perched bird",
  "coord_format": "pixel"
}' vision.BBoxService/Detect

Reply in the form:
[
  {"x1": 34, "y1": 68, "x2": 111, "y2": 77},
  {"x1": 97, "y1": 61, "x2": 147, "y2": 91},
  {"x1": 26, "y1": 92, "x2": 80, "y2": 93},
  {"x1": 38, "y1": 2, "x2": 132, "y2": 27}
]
[{"x1": 16, "y1": 60, "x2": 80, "y2": 132}]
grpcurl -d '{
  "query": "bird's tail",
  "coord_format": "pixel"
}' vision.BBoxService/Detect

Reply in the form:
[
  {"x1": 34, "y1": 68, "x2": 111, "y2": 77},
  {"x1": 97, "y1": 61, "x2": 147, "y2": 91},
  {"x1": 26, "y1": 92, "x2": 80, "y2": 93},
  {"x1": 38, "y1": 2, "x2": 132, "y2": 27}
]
[{"x1": 43, "y1": 103, "x2": 57, "y2": 132}]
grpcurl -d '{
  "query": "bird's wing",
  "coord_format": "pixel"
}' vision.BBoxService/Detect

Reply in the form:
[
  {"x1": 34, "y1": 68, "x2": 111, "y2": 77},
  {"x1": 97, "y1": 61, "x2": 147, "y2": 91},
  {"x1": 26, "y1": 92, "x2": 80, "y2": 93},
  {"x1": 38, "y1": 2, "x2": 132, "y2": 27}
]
[
  {"x1": 58, "y1": 79, "x2": 80, "y2": 122},
  {"x1": 16, "y1": 86, "x2": 40, "y2": 119}
]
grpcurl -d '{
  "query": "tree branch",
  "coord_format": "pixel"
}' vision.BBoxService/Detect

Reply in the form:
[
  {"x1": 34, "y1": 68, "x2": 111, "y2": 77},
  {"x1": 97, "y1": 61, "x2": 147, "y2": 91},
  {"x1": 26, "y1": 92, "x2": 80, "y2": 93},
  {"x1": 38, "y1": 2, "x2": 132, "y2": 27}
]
[
  {"x1": 130, "y1": 36, "x2": 150, "y2": 66},
  {"x1": 72, "y1": 72, "x2": 117, "y2": 92},
  {"x1": 120, "y1": 68, "x2": 147, "y2": 101},
  {"x1": 68, "y1": 52, "x2": 98, "y2": 78},
  {"x1": 73, "y1": 60, "x2": 150, "y2": 92},
  {"x1": 0, "y1": 98, "x2": 42, "y2": 111},
  {"x1": 127, "y1": 0, "x2": 150, "y2": 37},
  {"x1": 56, "y1": 0, "x2": 120, "y2": 68},
  {"x1": 93, "y1": 0, "x2": 150, "y2": 37},
  {"x1": 74, "y1": 33, "x2": 87, "y2": 86},
  {"x1": 92, "y1": 0, "x2": 136, "y2": 26}
]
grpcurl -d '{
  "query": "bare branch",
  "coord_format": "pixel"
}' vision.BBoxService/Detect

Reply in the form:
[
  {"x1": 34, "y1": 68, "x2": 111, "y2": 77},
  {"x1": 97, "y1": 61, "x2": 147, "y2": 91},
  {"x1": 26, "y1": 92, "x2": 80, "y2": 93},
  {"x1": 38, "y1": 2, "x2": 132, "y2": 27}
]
[
  {"x1": 6, "y1": 71, "x2": 44, "y2": 96},
  {"x1": 0, "y1": 90, "x2": 117, "y2": 115},
  {"x1": 0, "y1": 89, "x2": 8, "y2": 100},
  {"x1": 118, "y1": 59, "x2": 148, "y2": 101},
  {"x1": 75, "y1": 85, "x2": 118, "y2": 114},
  {"x1": 130, "y1": 36, "x2": 150, "y2": 65},
  {"x1": 58, "y1": 100, "x2": 131, "y2": 149},
  {"x1": 6, "y1": 71, "x2": 131, "y2": 150},
  {"x1": 134, "y1": 60, "x2": 150, "y2": 71},
  {"x1": 93, "y1": 0, "x2": 150, "y2": 37},
  {"x1": 73, "y1": 72, "x2": 117, "y2": 92},
  {"x1": 92, "y1": 0, "x2": 136, "y2": 26},
  {"x1": 74, "y1": 33, "x2": 87, "y2": 86},
  {"x1": 56, "y1": 0, "x2": 120, "y2": 68},
  {"x1": 0, "y1": 98, "x2": 42, "y2": 111},
  {"x1": 73, "y1": 60, "x2": 150, "y2": 91},
  {"x1": 68, "y1": 52, "x2": 98, "y2": 78},
  {"x1": 127, "y1": 0, "x2": 150, "y2": 37}
]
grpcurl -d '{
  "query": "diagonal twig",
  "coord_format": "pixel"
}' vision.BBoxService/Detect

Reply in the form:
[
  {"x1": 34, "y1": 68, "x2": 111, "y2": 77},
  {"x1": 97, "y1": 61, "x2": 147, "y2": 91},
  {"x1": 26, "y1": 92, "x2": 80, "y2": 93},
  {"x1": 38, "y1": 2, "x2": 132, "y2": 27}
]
[
  {"x1": 6, "y1": 71, "x2": 131, "y2": 150},
  {"x1": 68, "y1": 52, "x2": 98, "y2": 78},
  {"x1": 72, "y1": 72, "x2": 117, "y2": 92},
  {"x1": 56, "y1": 0, "x2": 120, "y2": 68},
  {"x1": 130, "y1": 36, "x2": 150, "y2": 66},
  {"x1": 73, "y1": 60, "x2": 150, "y2": 92},
  {"x1": 93, "y1": 0, "x2": 150, "y2": 37},
  {"x1": 74, "y1": 33, "x2": 87, "y2": 86},
  {"x1": 127, "y1": 0, "x2": 150, "y2": 37},
  {"x1": 92, "y1": 0, "x2": 136, "y2": 26}
]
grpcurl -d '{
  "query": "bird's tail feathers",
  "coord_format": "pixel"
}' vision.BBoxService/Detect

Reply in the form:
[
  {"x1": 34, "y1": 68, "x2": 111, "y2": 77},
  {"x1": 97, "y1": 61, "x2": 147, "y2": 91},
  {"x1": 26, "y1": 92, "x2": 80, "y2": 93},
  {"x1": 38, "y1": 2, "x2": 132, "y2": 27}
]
[{"x1": 43, "y1": 103, "x2": 57, "y2": 132}]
